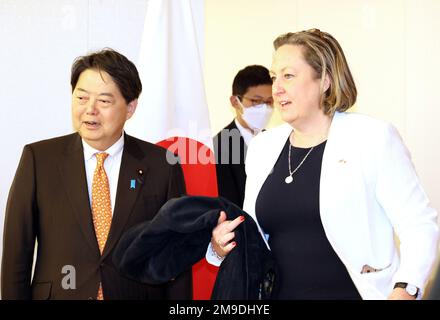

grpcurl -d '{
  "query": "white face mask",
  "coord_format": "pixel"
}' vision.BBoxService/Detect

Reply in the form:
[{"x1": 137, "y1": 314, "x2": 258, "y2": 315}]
[{"x1": 237, "y1": 98, "x2": 273, "y2": 132}]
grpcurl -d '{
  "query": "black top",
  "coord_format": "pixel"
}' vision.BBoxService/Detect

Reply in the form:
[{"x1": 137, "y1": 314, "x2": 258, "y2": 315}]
[{"x1": 256, "y1": 138, "x2": 361, "y2": 300}]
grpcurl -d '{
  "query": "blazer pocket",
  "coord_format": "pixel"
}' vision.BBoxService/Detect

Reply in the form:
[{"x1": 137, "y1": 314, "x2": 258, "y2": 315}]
[
  {"x1": 358, "y1": 262, "x2": 396, "y2": 296},
  {"x1": 360, "y1": 263, "x2": 392, "y2": 278},
  {"x1": 32, "y1": 281, "x2": 52, "y2": 300}
]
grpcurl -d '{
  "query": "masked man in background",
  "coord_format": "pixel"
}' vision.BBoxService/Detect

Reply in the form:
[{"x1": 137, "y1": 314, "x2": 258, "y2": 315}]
[{"x1": 214, "y1": 65, "x2": 273, "y2": 208}]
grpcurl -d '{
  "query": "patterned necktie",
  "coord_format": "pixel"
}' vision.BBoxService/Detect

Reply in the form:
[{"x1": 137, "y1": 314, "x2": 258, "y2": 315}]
[{"x1": 92, "y1": 152, "x2": 112, "y2": 300}]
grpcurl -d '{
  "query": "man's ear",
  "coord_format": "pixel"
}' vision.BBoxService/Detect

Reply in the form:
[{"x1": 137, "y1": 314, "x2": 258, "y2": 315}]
[
  {"x1": 126, "y1": 99, "x2": 138, "y2": 120},
  {"x1": 230, "y1": 95, "x2": 240, "y2": 110}
]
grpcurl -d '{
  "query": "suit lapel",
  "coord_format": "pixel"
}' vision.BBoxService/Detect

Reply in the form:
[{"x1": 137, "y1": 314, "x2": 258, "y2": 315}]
[
  {"x1": 58, "y1": 133, "x2": 100, "y2": 254},
  {"x1": 320, "y1": 111, "x2": 349, "y2": 217},
  {"x1": 319, "y1": 112, "x2": 356, "y2": 263},
  {"x1": 102, "y1": 134, "x2": 148, "y2": 259},
  {"x1": 228, "y1": 121, "x2": 247, "y2": 164},
  {"x1": 227, "y1": 121, "x2": 247, "y2": 185}
]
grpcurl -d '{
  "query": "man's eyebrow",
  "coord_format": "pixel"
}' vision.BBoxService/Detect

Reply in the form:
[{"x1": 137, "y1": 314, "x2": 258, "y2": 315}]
[
  {"x1": 98, "y1": 93, "x2": 115, "y2": 98},
  {"x1": 74, "y1": 88, "x2": 114, "y2": 98},
  {"x1": 75, "y1": 88, "x2": 89, "y2": 94}
]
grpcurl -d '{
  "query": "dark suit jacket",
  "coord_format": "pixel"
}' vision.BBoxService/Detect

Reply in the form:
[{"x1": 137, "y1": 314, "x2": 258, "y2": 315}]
[
  {"x1": 214, "y1": 121, "x2": 247, "y2": 208},
  {"x1": 113, "y1": 196, "x2": 277, "y2": 300},
  {"x1": 1, "y1": 132, "x2": 192, "y2": 300}
]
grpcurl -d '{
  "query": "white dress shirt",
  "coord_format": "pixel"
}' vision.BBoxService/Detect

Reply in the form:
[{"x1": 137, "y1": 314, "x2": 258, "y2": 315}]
[
  {"x1": 234, "y1": 118, "x2": 255, "y2": 146},
  {"x1": 82, "y1": 133, "x2": 124, "y2": 215}
]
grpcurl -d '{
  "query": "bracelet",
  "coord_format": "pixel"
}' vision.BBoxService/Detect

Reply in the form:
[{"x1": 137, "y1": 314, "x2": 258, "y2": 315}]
[{"x1": 210, "y1": 241, "x2": 225, "y2": 261}]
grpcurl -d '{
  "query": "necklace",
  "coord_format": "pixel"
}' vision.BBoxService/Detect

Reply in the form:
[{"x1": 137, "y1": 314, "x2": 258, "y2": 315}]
[{"x1": 285, "y1": 144, "x2": 314, "y2": 184}]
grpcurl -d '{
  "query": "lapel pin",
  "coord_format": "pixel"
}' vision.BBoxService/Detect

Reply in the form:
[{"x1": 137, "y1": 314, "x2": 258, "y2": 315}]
[
  {"x1": 130, "y1": 179, "x2": 136, "y2": 189},
  {"x1": 137, "y1": 169, "x2": 145, "y2": 185}
]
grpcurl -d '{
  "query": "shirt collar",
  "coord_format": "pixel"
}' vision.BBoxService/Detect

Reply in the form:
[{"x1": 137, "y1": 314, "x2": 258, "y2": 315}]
[
  {"x1": 82, "y1": 133, "x2": 125, "y2": 161},
  {"x1": 234, "y1": 118, "x2": 255, "y2": 146}
]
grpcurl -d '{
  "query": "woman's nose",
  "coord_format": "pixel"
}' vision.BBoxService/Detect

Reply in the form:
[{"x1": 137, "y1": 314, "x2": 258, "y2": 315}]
[{"x1": 272, "y1": 80, "x2": 285, "y2": 96}]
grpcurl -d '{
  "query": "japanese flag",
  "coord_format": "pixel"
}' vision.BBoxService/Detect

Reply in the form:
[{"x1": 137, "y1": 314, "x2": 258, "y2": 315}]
[{"x1": 125, "y1": 0, "x2": 218, "y2": 299}]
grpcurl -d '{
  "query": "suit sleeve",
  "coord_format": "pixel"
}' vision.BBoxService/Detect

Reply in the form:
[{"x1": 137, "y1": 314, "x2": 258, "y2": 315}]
[
  {"x1": 1, "y1": 145, "x2": 38, "y2": 299},
  {"x1": 165, "y1": 161, "x2": 193, "y2": 299}
]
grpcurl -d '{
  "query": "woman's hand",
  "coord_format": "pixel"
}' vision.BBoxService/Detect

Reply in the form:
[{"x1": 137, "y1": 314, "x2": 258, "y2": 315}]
[{"x1": 211, "y1": 211, "x2": 245, "y2": 259}]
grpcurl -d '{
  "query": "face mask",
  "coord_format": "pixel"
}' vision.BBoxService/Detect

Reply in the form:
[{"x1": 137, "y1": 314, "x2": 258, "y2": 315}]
[{"x1": 237, "y1": 98, "x2": 273, "y2": 132}]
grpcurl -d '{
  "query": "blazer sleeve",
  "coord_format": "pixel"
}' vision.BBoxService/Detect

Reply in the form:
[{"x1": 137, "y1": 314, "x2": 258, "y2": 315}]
[
  {"x1": 375, "y1": 123, "x2": 439, "y2": 289},
  {"x1": 1, "y1": 145, "x2": 38, "y2": 299},
  {"x1": 165, "y1": 161, "x2": 193, "y2": 299}
]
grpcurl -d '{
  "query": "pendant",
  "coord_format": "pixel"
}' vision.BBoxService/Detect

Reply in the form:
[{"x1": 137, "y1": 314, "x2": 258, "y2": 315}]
[{"x1": 285, "y1": 175, "x2": 293, "y2": 184}]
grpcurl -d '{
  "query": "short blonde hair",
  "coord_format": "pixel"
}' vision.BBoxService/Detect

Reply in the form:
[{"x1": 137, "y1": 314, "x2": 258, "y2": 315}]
[{"x1": 273, "y1": 29, "x2": 356, "y2": 115}]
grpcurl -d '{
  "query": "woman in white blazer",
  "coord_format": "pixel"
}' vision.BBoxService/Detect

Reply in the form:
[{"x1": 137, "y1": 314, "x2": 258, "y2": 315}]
[{"x1": 208, "y1": 28, "x2": 439, "y2": 300}]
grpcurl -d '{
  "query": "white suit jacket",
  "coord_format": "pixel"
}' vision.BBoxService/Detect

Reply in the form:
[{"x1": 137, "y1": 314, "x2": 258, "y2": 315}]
[{"x1": 243, "y1": 111, "x2": 439, "y2": 299}]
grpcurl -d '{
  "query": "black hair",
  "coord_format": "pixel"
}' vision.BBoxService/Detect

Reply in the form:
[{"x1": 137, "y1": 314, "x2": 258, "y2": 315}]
[
  {"x1": 232, "y1": 65, "x2": 272, "y2": 97},
  {"x1": 71, "y1": 48, "x2": 142, "y2": 103}
]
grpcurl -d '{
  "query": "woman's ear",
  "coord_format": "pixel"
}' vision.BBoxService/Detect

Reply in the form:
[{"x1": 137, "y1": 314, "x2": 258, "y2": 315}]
[{"x1": 323, "y1": 74, "x2": 331, "y2": 93}]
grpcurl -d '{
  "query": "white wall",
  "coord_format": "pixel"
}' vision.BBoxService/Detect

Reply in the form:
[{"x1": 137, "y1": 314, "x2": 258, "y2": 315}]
[{"x1": 405, "y1": 1, "x2": 440, "y2": 213}]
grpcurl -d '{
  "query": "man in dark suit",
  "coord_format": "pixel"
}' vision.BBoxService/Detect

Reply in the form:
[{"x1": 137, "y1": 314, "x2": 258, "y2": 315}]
[
  {"x1": 1, "y1": 49, "x2": 192, "y2": 300},
  {"x1": 214, "y1": 65, "x2": 273, "y2": 208}
]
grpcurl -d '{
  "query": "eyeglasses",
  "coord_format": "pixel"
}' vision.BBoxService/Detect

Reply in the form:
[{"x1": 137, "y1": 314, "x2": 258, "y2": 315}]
[{"x1": 238, "y1": 95, "x2": 274, "y2": 106}]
